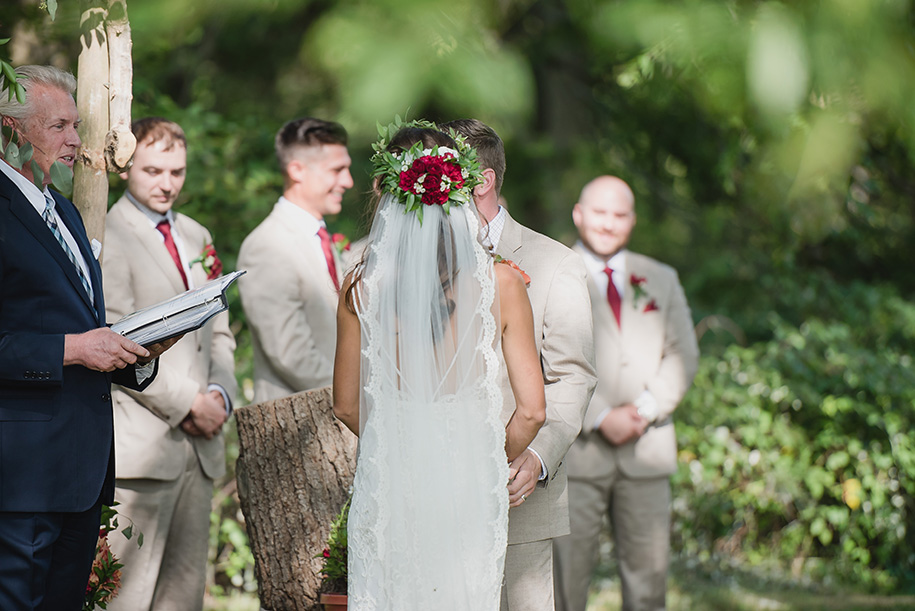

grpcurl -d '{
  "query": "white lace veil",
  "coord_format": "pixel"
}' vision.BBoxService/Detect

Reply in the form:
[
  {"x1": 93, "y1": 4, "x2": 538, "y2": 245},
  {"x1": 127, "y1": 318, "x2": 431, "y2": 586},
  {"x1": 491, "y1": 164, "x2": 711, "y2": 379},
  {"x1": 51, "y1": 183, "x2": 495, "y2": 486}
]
[
  {"x1": 357, "y1": 193, "x2": 502, "y2": 431},
  {"x1": 349, "y1": 192, "x2": 509, "y2": 607}
]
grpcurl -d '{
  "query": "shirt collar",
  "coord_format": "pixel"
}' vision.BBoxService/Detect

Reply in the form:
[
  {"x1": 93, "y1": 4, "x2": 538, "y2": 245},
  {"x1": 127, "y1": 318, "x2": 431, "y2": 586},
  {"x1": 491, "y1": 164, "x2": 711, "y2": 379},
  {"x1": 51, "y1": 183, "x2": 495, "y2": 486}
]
[
  {"x1": 0, "y1": 158, "x2": 53, "y2": 217},
  {"x1": 278, "y1": 196, "x2": 324, "y2": 235},
  {"x1": 578, "y1": 241, "x2": 627, "y2": 279},
  {"x1": 480, "y1": 205, "x2": 507, "y2": 250}
]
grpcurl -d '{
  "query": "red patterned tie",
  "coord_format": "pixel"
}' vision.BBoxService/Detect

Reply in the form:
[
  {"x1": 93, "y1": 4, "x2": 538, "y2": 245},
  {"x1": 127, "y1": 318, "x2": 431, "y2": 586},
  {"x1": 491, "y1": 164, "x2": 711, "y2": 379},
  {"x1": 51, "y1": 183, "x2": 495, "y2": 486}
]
[
  {"x1": 604, "y1": 266, "x2": 621, "y2": 328},
  {"x1": 156, "y1": 220, "x2": 189, "y2": 290},
  {"x1": 317, "y1": 226, "x2": 340, "y2": 291}
]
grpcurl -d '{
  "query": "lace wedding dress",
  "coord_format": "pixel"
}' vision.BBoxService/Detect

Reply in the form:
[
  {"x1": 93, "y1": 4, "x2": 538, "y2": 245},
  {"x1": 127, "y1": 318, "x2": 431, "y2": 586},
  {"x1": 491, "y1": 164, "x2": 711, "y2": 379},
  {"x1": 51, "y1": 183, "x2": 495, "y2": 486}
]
[{"x1": 347, "y1": 196, "x2": 508, "y2": 610}]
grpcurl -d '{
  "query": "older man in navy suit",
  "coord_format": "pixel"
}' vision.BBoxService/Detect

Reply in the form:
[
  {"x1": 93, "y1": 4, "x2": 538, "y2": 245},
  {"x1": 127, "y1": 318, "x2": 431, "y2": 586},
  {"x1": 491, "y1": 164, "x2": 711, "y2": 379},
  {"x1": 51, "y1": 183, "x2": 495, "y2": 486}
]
[{"x1": 0, "y1": 65, "x2": 173, "y2": 610}]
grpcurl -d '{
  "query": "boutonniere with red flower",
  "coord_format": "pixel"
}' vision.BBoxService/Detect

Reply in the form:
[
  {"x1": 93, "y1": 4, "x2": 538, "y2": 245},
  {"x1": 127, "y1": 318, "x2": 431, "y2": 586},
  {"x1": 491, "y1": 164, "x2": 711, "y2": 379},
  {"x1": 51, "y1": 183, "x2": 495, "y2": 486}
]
[
  {"x1": 332, "y1": 233, "x2": 350, "y2": 256},
  {"x1": 629, "y1": 274, "x2": 660, "y2": 313},
  {"x1": 190, "y1": 243, "x2": 223, "y2": 280},
  {"x1": 493, "y1": 254, "x2": 531, "y2": 286}
]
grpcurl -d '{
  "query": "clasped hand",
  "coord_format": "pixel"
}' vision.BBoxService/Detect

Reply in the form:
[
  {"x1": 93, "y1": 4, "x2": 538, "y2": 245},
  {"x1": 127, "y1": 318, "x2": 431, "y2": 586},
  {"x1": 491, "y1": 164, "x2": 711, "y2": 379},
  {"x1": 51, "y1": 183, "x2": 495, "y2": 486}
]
[
  {"x1": 507, "y1": 448, "x2": 540, "y2": 508},
  {"x1": 598, "y1": 403, "x2": 648, "y2": 446},
  {"x1": 181, "y1": 389, "x2": 227, "y2": 439}
]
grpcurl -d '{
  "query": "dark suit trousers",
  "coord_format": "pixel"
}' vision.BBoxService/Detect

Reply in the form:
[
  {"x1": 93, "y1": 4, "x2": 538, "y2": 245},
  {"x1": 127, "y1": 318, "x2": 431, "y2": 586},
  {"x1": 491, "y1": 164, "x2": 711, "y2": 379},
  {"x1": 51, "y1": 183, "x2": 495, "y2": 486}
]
[{"x1": 0, "y1": 498, "x2": 103, "y2": 611}]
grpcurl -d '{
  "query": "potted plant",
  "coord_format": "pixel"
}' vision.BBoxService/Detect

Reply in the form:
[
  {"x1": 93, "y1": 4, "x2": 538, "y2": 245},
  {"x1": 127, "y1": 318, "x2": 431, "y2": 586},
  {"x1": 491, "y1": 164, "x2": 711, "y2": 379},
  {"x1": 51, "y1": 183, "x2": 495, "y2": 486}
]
[{"x1": 317, "y1": 498, "x2": 349, "y2": 610}]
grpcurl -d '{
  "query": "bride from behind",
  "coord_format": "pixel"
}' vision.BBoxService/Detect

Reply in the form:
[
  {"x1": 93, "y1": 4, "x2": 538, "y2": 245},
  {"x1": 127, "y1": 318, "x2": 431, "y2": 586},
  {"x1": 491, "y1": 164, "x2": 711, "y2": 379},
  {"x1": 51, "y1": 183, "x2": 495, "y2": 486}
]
[{"x1": 333, "y1": 121, "x2": 545, "y2": 610}]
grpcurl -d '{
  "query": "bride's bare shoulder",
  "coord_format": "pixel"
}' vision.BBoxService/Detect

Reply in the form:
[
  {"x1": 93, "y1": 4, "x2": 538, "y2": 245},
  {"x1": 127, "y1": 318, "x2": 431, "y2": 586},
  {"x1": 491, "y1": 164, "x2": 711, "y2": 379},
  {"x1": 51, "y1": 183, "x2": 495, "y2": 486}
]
[{"x1": 494, "y1": 261, "x2": 529, "y2": 310}]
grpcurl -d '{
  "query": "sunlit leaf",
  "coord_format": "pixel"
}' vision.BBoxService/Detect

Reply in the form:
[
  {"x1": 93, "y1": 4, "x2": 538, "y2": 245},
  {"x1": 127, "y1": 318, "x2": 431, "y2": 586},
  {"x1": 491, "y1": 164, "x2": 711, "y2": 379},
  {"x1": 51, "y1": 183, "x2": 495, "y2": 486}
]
[
  {"x1": 30, "y1": 160, "x2": 44, "y2": 189},
  {"x1": 47, "y1": 0, "x2": 58, "y2": 21},
  {"x1": 50, "y1": 160, "x2": 73, "y2": 196}
]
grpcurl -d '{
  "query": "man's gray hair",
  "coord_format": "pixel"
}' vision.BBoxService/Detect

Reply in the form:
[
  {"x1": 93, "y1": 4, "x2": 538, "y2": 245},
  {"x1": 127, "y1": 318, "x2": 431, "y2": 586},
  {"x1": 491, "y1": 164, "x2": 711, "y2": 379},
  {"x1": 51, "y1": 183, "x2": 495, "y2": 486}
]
[{"x1": 0, "y1": 65, "x2": 77, "y2": 123}]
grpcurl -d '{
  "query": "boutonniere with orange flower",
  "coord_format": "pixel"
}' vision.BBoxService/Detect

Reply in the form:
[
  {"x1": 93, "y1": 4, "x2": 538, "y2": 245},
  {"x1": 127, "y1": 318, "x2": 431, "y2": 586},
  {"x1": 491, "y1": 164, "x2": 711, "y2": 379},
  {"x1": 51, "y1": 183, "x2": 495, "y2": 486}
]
[
  {"x1": 190, "y1": 243, "x2": 223, "y2": 280},
  {"x1": 332, "y1": 233, "x2": 350, "y2": 256},
  {"x1": 493, "y1": 254, "x2": 531, "y2": 286},
  {"x1": 630, "y1": 274, "x2": 659, "y2": 313}
]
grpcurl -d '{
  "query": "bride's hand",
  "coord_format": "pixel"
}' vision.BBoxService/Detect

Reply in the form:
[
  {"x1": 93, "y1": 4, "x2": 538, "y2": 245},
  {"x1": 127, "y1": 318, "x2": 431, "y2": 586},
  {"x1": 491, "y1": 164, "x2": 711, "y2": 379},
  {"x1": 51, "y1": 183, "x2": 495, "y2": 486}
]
[{"x1": 507, "y1": 449, "x2": 539, "y2": 507}]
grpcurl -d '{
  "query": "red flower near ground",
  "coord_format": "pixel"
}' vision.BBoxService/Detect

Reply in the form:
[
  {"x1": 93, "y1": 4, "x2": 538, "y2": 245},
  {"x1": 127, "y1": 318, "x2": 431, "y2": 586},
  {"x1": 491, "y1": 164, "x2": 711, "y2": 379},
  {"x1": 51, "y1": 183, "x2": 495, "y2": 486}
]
[
  {"x1": 399, "y1": 154, "x2": 465, "y2": 207},
  {"x1": 643, "y1": 299, "x2": 659, "y2": 313}
]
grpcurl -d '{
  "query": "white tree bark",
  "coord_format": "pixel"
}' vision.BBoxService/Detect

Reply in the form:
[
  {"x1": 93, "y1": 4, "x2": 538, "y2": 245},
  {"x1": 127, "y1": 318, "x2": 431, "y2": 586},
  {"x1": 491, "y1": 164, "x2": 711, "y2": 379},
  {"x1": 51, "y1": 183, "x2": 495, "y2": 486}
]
[
  {"x1": 105, "y1": 0, "x2": 135, "y2": 174},
  {"x1": 73, "y1": 3, "x2": 110, "y2": 245}
]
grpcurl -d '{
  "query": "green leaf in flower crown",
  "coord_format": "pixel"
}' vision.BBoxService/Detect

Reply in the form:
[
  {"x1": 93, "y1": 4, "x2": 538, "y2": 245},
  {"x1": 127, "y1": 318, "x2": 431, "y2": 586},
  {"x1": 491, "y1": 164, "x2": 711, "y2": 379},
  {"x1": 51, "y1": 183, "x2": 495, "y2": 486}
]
[
  {"x1": 30, "y1": 160, "x2": 44, "y2": 189},
  {"x1": 50, "y1": 160, "x2": 73, "y2": 195}
]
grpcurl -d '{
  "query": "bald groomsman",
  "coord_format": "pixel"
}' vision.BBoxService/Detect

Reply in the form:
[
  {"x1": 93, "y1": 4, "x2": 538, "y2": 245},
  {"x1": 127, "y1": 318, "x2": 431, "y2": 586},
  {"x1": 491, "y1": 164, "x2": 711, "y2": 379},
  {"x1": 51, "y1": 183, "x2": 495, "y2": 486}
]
[{"x1": 554, "y1": 176, "x2": 699, "y2": 611}]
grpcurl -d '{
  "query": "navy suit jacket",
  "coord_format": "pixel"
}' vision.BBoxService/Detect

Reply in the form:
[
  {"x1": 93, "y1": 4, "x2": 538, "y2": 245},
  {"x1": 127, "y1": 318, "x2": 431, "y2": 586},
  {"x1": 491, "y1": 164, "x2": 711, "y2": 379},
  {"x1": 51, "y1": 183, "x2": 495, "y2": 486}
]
[{"x1": 0, "y1": 169, "x2": 155, "y2": 513}]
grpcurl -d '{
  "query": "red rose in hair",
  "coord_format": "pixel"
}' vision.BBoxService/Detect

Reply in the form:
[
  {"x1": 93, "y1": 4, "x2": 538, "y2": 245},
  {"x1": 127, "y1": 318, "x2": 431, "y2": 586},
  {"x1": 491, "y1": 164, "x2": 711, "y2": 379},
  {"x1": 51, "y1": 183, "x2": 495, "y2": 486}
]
[{"x1": 399, "y1": 155, "x2": 465, "y2": 207}]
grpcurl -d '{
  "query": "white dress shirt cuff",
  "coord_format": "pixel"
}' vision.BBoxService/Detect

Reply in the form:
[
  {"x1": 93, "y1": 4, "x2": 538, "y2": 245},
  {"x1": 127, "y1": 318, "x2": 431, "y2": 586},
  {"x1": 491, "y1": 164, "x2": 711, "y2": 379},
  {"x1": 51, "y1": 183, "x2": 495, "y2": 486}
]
[
  {"x1": 135, "y1": 361, "x2": 156, "y2": 384},
  {"x1": 592, "y1": 407, "x2": 612, "y2": 431},
  {"x1": 208, "y1": 383, "x2": 232, "y2": 416}
]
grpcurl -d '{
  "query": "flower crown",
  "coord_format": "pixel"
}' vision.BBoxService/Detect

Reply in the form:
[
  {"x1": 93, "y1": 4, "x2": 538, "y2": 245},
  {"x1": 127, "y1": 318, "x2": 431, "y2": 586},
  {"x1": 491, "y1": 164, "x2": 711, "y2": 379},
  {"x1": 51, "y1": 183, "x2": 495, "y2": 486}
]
[{"x1": 371, "y1": 117, "x2": 483, "y2": 223}]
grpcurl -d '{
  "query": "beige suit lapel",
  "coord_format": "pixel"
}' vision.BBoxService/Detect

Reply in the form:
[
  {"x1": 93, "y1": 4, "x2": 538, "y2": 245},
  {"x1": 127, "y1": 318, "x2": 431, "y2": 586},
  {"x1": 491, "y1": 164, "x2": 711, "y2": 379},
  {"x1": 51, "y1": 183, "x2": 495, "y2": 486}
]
[
  {"x1": 495, "y1": 211, "x2": 524, "y2": 260},
  {"x1": 621, "y1": 254, "x2": 660, "y2": 353},
  {"x1": 117, "y1": 197, "x2": 187, "y2": 295},
  {"x1": 275, "y1": 205, "x2": 338, "y2": 300},
  {"x1": 174, "y1": 213, "x2": 206, "y2": 288}
]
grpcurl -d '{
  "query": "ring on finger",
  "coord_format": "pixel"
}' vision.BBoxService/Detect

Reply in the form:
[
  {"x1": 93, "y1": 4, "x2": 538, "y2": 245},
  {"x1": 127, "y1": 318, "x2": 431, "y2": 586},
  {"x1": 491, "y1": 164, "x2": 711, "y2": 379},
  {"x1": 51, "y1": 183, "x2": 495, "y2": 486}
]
[{"x1": 520, "y1": 494, "x2": 527, "y2": 501}]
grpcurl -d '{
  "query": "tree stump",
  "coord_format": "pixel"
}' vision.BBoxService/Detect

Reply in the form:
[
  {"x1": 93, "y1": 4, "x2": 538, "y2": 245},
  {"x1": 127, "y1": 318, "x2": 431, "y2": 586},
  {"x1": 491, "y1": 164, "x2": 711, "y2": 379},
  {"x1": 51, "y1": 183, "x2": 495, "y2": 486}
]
[{"x1": 235, "y1": 387, "x2": 357, "y2": 611}]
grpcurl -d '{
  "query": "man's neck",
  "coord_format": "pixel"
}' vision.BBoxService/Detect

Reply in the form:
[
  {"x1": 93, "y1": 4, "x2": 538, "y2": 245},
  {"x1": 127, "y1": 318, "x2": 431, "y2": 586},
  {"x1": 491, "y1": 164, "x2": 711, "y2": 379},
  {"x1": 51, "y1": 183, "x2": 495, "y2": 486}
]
[
  {"x1": 282, "y1": 188, "x2": 323, "y2": 222},
  {"x1": 474, "y1": 193, "x2": 500, "y2": 223}
]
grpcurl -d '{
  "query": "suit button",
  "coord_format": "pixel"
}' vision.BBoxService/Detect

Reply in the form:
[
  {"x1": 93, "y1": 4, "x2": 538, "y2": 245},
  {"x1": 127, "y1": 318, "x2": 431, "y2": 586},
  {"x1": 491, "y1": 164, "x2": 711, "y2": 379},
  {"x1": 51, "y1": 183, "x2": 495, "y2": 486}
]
[{"x1": 101, "y1": 393, "x2": 111, "y2": 401}]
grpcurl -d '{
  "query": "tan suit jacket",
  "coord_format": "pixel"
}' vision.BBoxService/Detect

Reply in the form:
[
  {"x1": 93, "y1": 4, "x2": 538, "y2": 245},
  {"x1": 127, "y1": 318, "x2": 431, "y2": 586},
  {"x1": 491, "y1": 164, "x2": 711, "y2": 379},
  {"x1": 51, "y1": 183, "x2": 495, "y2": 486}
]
[
  {"x1": 568, "y1": 244, "x2": 699, "y2": 479},
  {"x1": 237, "y1": 202, "x2": 342, "y2": 403},
  {"x1": 495, "y1": 213, "x2": 597, "y2": 544},
  {"x1": 102, "y1": 197, "x2": 237, "y2": 481}
]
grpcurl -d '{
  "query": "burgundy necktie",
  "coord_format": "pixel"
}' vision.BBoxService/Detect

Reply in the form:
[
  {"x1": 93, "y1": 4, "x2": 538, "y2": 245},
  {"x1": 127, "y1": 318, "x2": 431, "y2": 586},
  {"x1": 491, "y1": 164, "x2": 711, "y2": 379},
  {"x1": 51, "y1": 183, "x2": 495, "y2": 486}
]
[
  {"x1": 156, "y1": 220, "x2": 189, "y2": 290},
  {"x1": 317, "y1": 226, "x2": 340, "y2": 291},
  {"x1": 604, "y1": 266, "x2": 621, "y2": 328}
]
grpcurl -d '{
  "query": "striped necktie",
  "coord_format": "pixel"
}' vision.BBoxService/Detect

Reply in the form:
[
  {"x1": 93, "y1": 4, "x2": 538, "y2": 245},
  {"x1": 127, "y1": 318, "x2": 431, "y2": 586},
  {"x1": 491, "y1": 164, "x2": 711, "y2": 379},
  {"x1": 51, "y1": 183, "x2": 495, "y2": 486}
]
[{"x1": 43, "y1": 193, "x2": 94, "y2": 304}]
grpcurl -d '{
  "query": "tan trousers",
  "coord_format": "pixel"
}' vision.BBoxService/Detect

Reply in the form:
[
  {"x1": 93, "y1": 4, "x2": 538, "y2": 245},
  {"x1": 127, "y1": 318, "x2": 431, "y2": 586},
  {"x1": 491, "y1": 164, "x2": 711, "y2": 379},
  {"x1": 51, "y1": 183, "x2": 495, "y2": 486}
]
[
  {"x1": 107, "y1": 441, "x2": 213, "y2": 611},
  {"x1": 554, "y1": 473, "x2": 670, "y2": 611},
  {"x1": 500, "y1": 538, "x2": 555, "y2": 611}
]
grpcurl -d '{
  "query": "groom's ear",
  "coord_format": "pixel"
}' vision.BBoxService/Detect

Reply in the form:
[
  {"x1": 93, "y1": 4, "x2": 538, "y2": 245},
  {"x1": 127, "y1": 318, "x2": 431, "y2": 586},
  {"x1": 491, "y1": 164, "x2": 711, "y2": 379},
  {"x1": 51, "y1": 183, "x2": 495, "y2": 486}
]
[{"x1": 475, "y1": 168, "x2": 497, "y2": 198}]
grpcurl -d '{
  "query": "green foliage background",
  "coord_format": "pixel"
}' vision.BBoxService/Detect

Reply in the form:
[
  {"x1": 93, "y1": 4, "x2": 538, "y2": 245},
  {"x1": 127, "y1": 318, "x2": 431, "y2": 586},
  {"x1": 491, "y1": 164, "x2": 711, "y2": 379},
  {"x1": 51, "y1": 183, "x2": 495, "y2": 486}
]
[{"x1": 2, "y1": 0, "x2": 914, "y2": 597}]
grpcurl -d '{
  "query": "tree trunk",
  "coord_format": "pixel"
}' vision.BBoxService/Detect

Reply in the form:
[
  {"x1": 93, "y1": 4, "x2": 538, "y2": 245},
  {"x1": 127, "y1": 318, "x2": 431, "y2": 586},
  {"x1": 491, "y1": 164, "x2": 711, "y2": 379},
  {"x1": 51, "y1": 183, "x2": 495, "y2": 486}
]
[
  {"x1": 73, "y1": 1, "x2": 110, "y2": 245},
  {"x1": 104, "y1": 0, "x2": 135, "y2": 174},
  {"x1": 235, "y1": 387, "x2": 357, "y2": 611}
]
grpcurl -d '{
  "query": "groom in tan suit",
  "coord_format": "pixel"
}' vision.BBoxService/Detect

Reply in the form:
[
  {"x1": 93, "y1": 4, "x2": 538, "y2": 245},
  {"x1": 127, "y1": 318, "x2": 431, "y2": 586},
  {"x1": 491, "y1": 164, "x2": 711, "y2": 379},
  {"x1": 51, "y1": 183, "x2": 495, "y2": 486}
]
[
  {"x1": 238, "y1": 117, "x2": 352, "y2": 403},
  {"x1": 554, "y1": 176, "x2": 699, "y2": 611},
  {"x1": 444, "y1": 119, "x2": 597, "y2": 611},
  {"x1": 102, "y1": 118, "x2": 237, "y2": 610}
]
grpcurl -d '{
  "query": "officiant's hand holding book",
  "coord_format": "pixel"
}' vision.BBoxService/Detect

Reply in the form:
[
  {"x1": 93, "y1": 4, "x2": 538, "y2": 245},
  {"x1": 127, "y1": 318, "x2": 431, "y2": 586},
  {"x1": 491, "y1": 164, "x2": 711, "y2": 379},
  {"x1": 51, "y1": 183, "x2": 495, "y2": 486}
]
[{"x1": 110, "y1": 270, "x2": 246, "y2": 348}]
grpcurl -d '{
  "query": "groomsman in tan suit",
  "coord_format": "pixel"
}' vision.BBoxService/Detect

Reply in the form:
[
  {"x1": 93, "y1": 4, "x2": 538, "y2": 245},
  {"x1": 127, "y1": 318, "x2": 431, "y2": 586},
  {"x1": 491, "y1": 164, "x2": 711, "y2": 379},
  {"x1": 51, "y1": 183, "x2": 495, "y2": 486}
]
[
  {"x1": 238, "y1": 118, "x2": 352, "y2": 403},
  {"x1": 102, "y1": 118, "x2": 237, "y2": 611},
  {"x1": 444, "y1": 119, "x2": 597, "y2": 611},
  {"x1": 554, "y1": 176, "x2": 699, "y2": 611}
]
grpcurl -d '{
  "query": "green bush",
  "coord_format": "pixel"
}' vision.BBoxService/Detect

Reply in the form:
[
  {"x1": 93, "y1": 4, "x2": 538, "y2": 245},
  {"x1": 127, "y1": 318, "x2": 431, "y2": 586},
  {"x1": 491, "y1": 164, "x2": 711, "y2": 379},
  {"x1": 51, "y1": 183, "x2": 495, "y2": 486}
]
[{"x1": 674, "y1": 281, "x2": 915, "y2": 590}]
